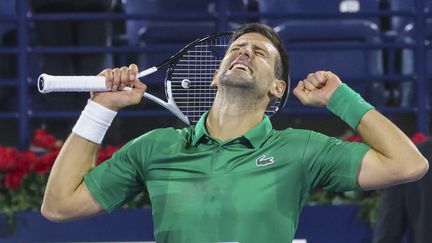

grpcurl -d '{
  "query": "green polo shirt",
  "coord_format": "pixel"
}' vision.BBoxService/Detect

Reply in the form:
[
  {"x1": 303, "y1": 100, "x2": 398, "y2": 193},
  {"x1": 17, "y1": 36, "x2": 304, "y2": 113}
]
[{"x1": 84, "y1": 113, "x2": 370, "y2": 243}]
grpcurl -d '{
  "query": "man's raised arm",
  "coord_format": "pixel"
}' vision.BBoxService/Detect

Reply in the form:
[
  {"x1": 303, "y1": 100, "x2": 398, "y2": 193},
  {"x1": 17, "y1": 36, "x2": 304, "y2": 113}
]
[
  {"x1": 41, "y1": 64, "x2": 146, "y2": 221},
  {"x1": 293, "y1": 71, "x2": 428, "y2": 190}
]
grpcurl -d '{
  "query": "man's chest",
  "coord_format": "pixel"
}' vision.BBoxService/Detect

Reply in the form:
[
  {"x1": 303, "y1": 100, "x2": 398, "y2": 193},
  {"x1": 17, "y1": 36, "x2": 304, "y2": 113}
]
[{"x1": 145, "y1": 147, "x2": 307, "y2": 220}]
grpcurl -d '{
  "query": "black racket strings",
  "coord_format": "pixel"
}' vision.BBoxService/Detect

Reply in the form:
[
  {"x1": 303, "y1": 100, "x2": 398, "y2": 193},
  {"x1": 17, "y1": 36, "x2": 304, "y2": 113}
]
[{"x1": 170, "y1": 35, "x2": 231, "y2": 123}]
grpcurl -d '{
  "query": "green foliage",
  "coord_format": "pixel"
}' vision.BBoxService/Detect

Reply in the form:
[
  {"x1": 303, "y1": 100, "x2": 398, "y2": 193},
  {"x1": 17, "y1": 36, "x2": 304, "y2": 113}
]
[
  {"x1": 357, "y1": 191, "x2": 381, "y2": 225},
  {"x1": 0, "y1": 172, "x2": 47, "y2": 232}
]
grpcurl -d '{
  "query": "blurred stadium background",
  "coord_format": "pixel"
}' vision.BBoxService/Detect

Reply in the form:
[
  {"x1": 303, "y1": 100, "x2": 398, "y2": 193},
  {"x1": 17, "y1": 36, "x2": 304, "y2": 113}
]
[
  {"x1": 1, "y1": 0, "x2": 430, "y2": 149},
  {"x1": 0, "y1": 0, "x2": 431, "y2": 242}
]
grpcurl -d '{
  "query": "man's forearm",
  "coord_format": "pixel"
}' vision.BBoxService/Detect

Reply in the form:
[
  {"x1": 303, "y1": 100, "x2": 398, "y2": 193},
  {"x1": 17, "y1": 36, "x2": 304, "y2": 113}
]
[
  {"x1": 42, "y1": 99, "x2": 117, "y2": 215},
  {"x1": 357, "y1": 110, "x2": 426, "y2": 178},
  {"x1": 358, "y1": 110, "x2": 414, "y2": 160}
]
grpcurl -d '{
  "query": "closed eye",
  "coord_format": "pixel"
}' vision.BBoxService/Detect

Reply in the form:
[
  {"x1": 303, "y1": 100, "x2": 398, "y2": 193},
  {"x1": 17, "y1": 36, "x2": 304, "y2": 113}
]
[{"x1": 230, "y1": 47, "x2": 239, "y2": 52}]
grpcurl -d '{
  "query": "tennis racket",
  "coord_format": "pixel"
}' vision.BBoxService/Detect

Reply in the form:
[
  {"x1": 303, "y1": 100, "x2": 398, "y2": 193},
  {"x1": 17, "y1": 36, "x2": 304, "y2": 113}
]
[{"x1": 37, "y1": 32, "x2": 287, "y2": 125}]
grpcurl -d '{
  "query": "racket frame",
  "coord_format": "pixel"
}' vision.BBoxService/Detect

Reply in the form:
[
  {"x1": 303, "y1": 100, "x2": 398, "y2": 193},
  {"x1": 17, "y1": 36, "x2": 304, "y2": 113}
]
[{"x1": 138, "y1": 32, "x2": 233, "y2": 125}]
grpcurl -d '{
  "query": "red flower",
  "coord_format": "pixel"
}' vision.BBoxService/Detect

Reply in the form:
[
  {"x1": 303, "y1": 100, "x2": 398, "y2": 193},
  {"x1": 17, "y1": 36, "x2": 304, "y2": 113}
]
[
  {"x1": 32, "y1": 128, "x2": 59, "y2": 150},
  {"x1": 0, "y1": 146, "x2": 18, "y2": 171},
  {"x1": 0, "y1": 129, "x2": 123, "y2": 192},
  {"x1": 33, "y1": 149, "x2": 60, "y2": 175},
  {"x1": 16, "y1": 150, "x2": 36, "y2": 176},
  {"x1": 345, "y1": 136, "x2": 362, "y2": 142},
  {"x1": 97, "y1": 145, "x2": 121, "y2": 165},
  {"x1": 411, "y1": 132, "x2": 429, "y2": 144},
  {"x1": 4, "y1": 170, "x2": 24, "y2": 190}
]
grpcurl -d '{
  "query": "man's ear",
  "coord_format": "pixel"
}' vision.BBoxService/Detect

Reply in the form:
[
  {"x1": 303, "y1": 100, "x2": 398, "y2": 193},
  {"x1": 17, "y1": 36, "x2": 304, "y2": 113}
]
[
  {"x1": 210, "y1": 69, "x2": 219, "y2": 87},
  {"x1": 269, "y1": 79, "x2": 286, "y2": 98}
]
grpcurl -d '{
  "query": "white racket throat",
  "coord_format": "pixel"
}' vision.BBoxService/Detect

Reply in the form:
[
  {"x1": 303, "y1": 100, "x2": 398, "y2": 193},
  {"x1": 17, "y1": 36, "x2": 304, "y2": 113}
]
[
  {"x1": 137, "y1": 67, "x2": 158, "y2": 78},
  {"x1": 144, "y1": 81, "x2": 190, "y2": 125}
]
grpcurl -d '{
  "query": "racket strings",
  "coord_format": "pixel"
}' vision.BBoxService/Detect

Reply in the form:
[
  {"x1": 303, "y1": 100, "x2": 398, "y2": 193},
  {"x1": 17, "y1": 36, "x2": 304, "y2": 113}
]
[
  {"x1": 170, "y1": 34, "x2": 281, "y2": 124},
  {"x1": 170, "y1": 35, "x2": 230, "y2": 123}
]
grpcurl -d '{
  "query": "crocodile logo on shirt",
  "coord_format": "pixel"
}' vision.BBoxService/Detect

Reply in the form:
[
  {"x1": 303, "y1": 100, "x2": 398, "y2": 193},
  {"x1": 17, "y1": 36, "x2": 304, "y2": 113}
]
[{"x1": 256, "y1": 155, "x2": 275, "y2": 167}]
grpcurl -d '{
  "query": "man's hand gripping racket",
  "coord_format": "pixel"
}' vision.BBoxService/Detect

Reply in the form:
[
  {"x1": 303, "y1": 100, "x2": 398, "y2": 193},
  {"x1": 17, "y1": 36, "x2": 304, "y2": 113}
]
[
  {"x1": 38, "y1": 32, "x2": 233, "y2": 125},
  {"x1": 90, "y1": 64, "x2": 147, "y2": 112}
]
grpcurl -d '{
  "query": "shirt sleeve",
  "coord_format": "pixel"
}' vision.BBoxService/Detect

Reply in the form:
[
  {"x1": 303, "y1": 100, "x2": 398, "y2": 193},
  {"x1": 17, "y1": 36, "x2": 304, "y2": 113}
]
[
  {"x1": 84, "y1": 137, "x2": 147, "y2": 212},
  {"x1": 303, "y1": 131, "x2": 371, "y2": 193}
]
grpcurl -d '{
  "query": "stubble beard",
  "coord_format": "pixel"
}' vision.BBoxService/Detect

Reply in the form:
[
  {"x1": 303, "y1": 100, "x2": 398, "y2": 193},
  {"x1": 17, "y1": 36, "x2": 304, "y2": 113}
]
[
  {"x1": 219, "y1": 71, "x2": 255, "y2": 89},
  {"x1": 217, "y1": 72, "x2": 265, "y2": 108}
]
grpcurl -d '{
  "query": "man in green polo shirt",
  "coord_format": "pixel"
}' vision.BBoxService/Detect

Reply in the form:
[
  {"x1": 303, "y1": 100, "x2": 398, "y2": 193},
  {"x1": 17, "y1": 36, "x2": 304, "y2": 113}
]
[{"x1": 41, "y1": 23, "x2": 428, "y2": 243}]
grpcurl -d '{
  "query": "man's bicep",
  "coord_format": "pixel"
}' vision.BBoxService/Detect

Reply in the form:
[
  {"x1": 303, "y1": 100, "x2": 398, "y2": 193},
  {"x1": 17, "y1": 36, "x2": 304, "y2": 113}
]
[{"x1": 357, "y1": 149, "x2": 403, "y2": 190}]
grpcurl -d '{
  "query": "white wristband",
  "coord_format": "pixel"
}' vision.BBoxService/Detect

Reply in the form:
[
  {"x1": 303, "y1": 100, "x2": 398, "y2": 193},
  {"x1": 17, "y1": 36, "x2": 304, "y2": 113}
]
[{"x1": 72, "y1": 100, "x2": 117, "y2": 144}]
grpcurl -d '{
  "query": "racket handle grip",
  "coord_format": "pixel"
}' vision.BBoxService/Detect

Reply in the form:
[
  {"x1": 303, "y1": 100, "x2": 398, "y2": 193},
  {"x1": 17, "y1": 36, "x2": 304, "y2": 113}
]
[
  {"x1": 38, "y1": 74, "x2": 107, "y2": 93},
  {"x1": 38, "y1": 74, "x2": 132, "y2": 93}
]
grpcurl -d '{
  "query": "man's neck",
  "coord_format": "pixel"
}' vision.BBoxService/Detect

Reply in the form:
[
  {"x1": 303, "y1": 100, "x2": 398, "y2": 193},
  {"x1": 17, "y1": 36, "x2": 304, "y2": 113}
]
[{"x1": 206, "y1": 102, "x2": 265, "y2": 142}]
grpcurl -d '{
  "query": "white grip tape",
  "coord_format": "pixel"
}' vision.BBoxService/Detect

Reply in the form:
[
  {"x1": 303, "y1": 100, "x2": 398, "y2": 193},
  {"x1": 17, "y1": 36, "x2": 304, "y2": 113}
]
[
  {"x1": 38, "y1": 74, "x2": 108, "y2": 93},
  {"x1": 72, "y1": 100, "x2": 117, "y2": 144}
]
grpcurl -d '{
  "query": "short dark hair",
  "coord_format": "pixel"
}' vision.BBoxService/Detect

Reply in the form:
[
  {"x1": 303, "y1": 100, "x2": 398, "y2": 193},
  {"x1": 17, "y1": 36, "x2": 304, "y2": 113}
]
[{"x1": 231, "y1": 23, "x2": 290, "y2": 92}]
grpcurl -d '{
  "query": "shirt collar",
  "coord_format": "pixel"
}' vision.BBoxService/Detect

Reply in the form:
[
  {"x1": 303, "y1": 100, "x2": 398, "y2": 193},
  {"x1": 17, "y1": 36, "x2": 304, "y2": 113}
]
[
  {"x1": 191, "y1": 111, "x2": 210, "y2": 146},
  {"x1": 242, "y1": 115, "x2": 273, "y2": 148},
  {"x1": 192, "y1": 111, "x2": 273, "y2": 148}
]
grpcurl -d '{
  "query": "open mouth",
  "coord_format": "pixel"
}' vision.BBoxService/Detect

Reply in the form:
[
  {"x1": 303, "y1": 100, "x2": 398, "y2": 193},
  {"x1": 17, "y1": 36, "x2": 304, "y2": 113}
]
[{"x1": 229, "y1": 63, "x2": 253, "y2": 73}]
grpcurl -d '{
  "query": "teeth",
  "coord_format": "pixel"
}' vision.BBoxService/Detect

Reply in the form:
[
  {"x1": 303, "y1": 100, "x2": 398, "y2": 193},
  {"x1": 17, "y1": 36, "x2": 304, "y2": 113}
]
[{"x1": 232, "y1": 64, "x2": 249, "y2": 71}]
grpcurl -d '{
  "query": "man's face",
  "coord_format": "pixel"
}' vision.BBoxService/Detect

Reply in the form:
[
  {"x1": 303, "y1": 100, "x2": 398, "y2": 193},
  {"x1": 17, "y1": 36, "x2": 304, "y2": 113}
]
[{"x1": 213, "y1": 32, "x2": 280, "y2": 96}]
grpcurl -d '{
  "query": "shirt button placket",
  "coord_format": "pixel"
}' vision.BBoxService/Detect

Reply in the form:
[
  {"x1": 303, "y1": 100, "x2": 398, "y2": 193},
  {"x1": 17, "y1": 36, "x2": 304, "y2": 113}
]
[{"x1": 211, "y1": 145, "x2": 225, "y2": 173}]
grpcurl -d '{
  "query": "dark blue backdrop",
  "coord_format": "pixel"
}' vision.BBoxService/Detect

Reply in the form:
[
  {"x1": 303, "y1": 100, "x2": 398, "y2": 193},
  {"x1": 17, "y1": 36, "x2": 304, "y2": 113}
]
[{"x1": 0, "y1": 205, "x2": 372, "y2": 243}]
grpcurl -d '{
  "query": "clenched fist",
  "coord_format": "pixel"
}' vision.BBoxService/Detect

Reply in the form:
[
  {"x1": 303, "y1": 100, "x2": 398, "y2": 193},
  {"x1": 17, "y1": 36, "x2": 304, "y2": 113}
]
[{"x1": 293, "y1": 71, "x2": 342, "y2": 107}]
